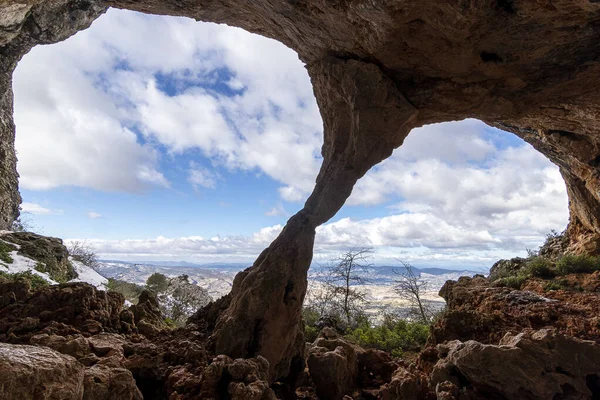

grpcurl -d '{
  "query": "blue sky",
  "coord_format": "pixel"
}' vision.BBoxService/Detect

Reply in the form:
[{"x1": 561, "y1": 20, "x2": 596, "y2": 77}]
[{"x1": 12, "y1": 9, "x2": 569, "y2": 268}]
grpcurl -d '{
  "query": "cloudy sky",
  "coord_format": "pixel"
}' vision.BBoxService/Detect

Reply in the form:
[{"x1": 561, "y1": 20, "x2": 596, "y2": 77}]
[{"x1": 13, "y1": 9, "x2": 568, "y2": 269}]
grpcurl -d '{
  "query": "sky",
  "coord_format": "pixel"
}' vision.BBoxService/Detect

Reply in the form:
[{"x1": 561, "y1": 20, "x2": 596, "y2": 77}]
[{"x1": 12, "y1": 9, "x2": 569, "y2": 270}]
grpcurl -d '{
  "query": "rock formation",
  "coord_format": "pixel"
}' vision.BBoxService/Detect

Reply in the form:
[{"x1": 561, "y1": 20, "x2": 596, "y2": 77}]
[
  {"x1": 3, "y1": 0, "x2": 600, "y2": 381},
  {"x1": 2, "y1": 231, "x2": 77, "y2": 282}
]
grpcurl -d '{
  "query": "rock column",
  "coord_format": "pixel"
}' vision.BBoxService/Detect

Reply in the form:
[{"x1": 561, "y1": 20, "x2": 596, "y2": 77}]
[{"x1": 209, "y1": 58, "x2": 418, "y2": 380}]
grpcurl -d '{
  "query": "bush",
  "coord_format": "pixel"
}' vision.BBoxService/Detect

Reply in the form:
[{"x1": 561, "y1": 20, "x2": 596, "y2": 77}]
[
  {"x1": 0, "y1": 270, "x2": 49, "y2": 291},
  {"x1": 146, "y1": 273, "x2": 168, "y2": 293},
  {"x1": 544, "y1": 279, "x2": 583, "y2": 292},
  {"x1": 68, "y1": 241, "x2": 98, "y2": 268},
  {"x1": 556, "y1": 254, "x2": 600, "y2": 275},
  {"x1": 0, "y1": 241, "x2": 15, "y2": 264},
  {"x1": 495, "y1": 274, "x2": 528, "y2": 289},
  {"x1": 525, "y1": 256, "x2": 555, "y2": 278},
  {"x1": 106, "y1": 278, "x2": 144, "y2": 304},
  {"x1": 345, "y1": 314, "x2": 429, "y2": 356}
]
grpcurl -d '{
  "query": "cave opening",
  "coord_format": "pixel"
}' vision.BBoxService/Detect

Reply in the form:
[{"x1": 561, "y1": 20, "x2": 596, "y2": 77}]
[
  {"x1": 10, "y1": 9, "x2": 569, "y2": 272},
  {"x1": 2, "y1": 0, "x2": 599, "y2": 387}
]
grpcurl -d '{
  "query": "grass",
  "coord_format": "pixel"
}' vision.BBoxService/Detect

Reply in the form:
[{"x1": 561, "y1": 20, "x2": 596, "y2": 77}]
[
  {"x1": 0, "y1": 270, "x2": 49, "y2": 291},
  {"x1": 495, "y1": 274, "x2": 528, "y2": 289},
  {"x1": 0, "y1": 241, "x2": 15, "y2": 264}
]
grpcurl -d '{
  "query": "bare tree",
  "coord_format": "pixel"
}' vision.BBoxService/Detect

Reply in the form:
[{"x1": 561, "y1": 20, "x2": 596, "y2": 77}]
[
  {"x1": 323, "y1": 248, "x2": 373, "y2": 326},
  {"x1": 67, "y1": 240, "x2": 98, "y2": 269},
  {"x1": 393, "y1": 262, "x2": 435, "y2": 324}
]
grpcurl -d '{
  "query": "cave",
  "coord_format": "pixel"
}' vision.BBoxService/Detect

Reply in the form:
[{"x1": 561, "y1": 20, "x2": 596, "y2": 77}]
[{"x1": 2, "y1": 0, "x2": 600, "y2": 383}]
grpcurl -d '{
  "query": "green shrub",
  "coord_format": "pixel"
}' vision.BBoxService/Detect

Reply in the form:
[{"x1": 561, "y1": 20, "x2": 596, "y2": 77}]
[
  {"x1": 303, "y1": 307, "x2": 325, "y2": 343},
  {"x1": 556, "y1": 254, "x2": 600, "y2": 275},
  {"x1": 0, "y1": 270, "x2": 49, "y2": 291},
  {"x1": 544, "y1": 279, "x2": 583, "y2": 292},
  {"x1": 544, "y1": 280, "x2": 567, "y2": 292},
  {"x1": 525, "y1": 257, "x2": 555, "y2": 278},
  {"x1": 345, "y1": 315, "x2": 429, "y2": 356},
  {"x1": 106, "y1": 278, "x2": 144, "y2": 304},
  {"x1": 0, "y1": 241, "x2": 15, "y2": 264},
  {"x1": 495, "y1": 274, "x2": 528, "y2": 289},
  {"x1": 146, "y1": 273, "x2": 168, "y2": 293}
]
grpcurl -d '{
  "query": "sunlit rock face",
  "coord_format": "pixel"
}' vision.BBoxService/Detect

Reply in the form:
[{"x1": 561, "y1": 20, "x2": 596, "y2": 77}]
[{"x1": 2, "y1": 0, "x2": 600, "y2": 380}]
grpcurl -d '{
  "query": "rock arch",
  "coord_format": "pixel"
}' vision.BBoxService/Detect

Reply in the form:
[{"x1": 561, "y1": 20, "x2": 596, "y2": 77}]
[{"x1": 2, "y1": 0, "x2": 600, "y2": 381}]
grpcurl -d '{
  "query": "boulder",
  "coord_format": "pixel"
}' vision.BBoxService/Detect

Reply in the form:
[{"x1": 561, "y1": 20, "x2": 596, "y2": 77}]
[
  {"x1": 431, "y1": 276, "x2": 600, "y2": 345},
  {"x1": 0, "y1": 342, "x2": 85, "y2": 399},
  {"x1": 0, "y1": 282, "x2": 125, "y2": 342},
  {"x1": 129, "y1": 290, "x2": 168, "y2": 336},
  {"x1": 307, "y1": 335, "x2": 361, "y2": 400},
  {"x1": 488, "y1": 257, "x2": 527, "y2": 281},
  {"x1": 83, "y1": 364, "x2": 142, "y2": 400},
  {"x1": 431, "y1": 329, "x2": 600, "y2": 400}
]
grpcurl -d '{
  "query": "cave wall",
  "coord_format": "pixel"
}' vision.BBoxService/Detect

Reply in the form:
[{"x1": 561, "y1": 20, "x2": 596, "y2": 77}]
[{"x1": 2, "y1": 0, "x2": 600, "y2": 380}]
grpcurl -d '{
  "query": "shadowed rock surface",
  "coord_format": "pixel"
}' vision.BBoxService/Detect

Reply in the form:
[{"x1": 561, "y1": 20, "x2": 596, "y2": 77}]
[{"x1": 3, "y1": 0, "x2": 600, "y2": 386}]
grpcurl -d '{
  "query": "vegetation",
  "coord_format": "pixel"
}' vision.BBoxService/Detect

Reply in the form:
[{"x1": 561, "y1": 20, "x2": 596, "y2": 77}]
[
  {"x1": 393, "y1": 262, "x2": 436, "y2": 324},
  {"x1": 494, "y1": 230, "x2": 600, "y2": 289},
  {"x1": 556, "y1": 254, "x2": 600, "y2": 275},
  {"x1": 345, "y1": 314, "x2": 429, "y2": 357},
  {"x1": 106, "y1": 278, "x2": 144, "y2": 304},
  {"x1": 11, "y1": 213, "x2": 35, "y2": 233},
  {"x1": 304, "y1": 248, "x2": 373, "y2": 328},
  {"x1": 0, "y1": 241, "x2": 15, "y2": 264},
  {"x1": 67, "y1": 241, "x2": 99, "y2": 269},
  {"x1": 495, "y1": 274, "x2": 528, "y2": 289},
  {"x1": 146, "y1": 272, "x2": 169, "y2": 293},
  {"x1": 0, "y1": 270, "x2": 49, "y2": 291},
  {"x1": 145, "y1": 273, "x2": 211, "y2": 327},
  {"x1": 543, "y1": 279, "x2": 583, "y2": 292},
  {"x1": 302, "y1": 250, "x2": 435, "y2": 356},
  {"x1": 525, "y1": 256, "x2": 555, "y2": 278},
  {"x1": 324, "y1": 248, "x2": 372, "y2": 326}
]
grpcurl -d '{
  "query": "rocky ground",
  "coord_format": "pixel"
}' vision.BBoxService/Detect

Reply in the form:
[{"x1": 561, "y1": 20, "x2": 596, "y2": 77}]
[{"x1": 0, "y1": 233, "x2": 599, "y2": 399}]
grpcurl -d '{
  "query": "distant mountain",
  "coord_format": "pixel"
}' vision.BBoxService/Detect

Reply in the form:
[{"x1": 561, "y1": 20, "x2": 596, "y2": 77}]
[{"x1": 94, "y1": 260, "x2": 481, "y2": 305}]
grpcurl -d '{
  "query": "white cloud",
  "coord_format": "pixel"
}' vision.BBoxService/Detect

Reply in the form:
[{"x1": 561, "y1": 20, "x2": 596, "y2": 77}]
[
  {"x1": 20, "y1": 202, "x2": 62, "y2": 215},
  {"x1": 188, "y1": 162, "x2": 217, "y2": 190},
  {"x1": 265, "y1": 204, "x2": 288, "y2": 217},
  {"x1": 88, "y1": 212, "x2": 102, "y2": 219},
  {"x1": 13, "y1": 31, "x2": 168, "y2": 193},
  {"x1": 14, "y1": 9, "x2": 322, "y2": 199}
]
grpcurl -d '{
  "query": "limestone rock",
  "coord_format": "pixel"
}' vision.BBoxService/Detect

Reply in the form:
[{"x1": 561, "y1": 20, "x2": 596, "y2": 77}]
[
  {"x1": 187, "y1": 355, "x2": 276, "y2": 400},
  {"x1": 0, "y1": 282, "x2": 125, "y2": 342},
  {"x1": 488, "y1": 257, "x2": 526, "y2": 281},
  {"x1": 431, "y1": 329, "x2": 600, "y2": 400},
  {"x1": 431, "y1": 276, "x2": 600, "y2": 345},
  {"x1": 129, "y1": 289, "x2": 168, "y2": 335},
  {"x1": 307, "y1": 336, "x2": 362, "y2": 400},
  {"x1": 83, "y1": 364, "x2": 143, "y2": 400},
  {"x1": 0, "y1": 342, "x2": 85, "y2": 399}
]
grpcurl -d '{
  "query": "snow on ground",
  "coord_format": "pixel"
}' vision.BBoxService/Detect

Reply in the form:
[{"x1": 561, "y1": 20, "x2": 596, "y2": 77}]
[
  {"x1": 0, "y1": 246, "x2": 58, "y2": 284},
  {"x1": 69, "y1": 258, "x2": 108, "y2": 290},
  {"x1": 0, "y1": 238, "x2": 108, "y2": 290}
]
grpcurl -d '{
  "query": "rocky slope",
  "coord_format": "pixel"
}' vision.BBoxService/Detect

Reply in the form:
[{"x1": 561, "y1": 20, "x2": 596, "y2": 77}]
[
  {"x1": 2, "y1": 0, "x2": 600, "y2": 375},
  {"x1": 1, "y1": 229, "x2": 599, "y2": 399}
]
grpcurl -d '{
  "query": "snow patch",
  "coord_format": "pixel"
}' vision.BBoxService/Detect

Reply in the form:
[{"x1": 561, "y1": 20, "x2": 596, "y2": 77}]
[
  {"x1": 69, "y1": 258, "x2": 108, "y2": 290},
  {"x1": 0, "y1": 250, "x2": 57, "y2": 284}
]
